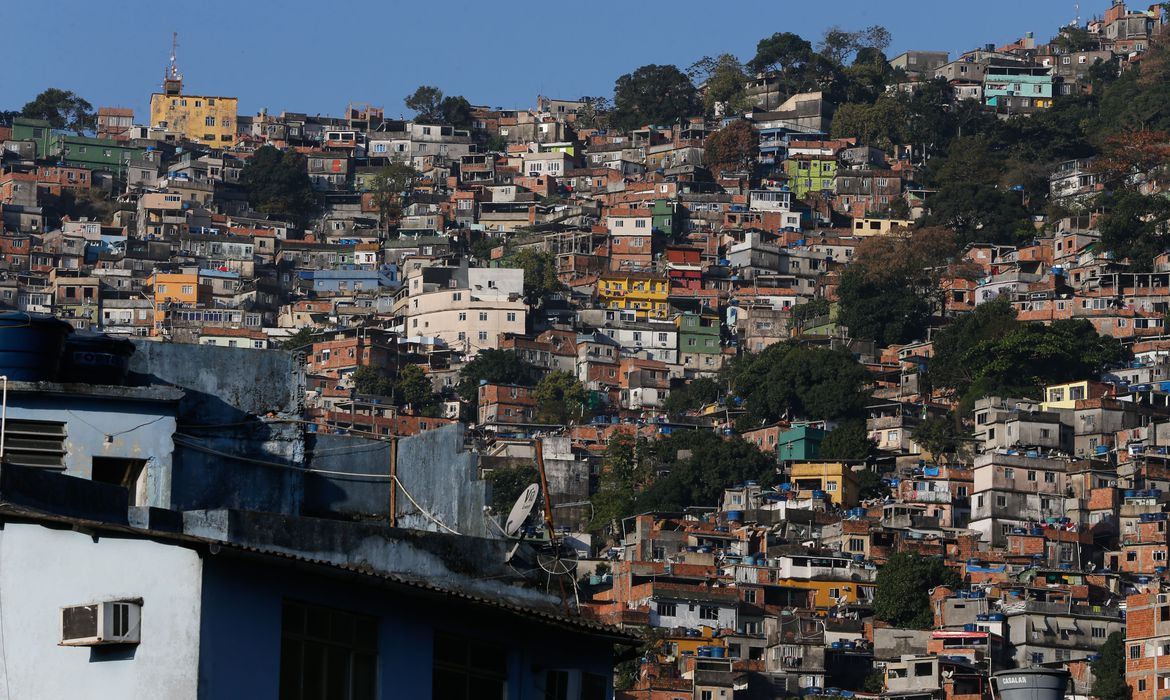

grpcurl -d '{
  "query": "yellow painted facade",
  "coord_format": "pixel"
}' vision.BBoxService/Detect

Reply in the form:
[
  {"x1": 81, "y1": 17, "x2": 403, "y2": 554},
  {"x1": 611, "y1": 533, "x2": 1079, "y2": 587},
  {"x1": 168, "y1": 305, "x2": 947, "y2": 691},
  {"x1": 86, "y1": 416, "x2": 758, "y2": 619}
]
[
  {"x1": 598, "y1": 275, "x2": 669, "y2": 320},
  {"x1": 1041, "y1": 380, "x2": 1092, "y2": 410},
  {"x1": 149, "y1": 93, "x2": 238, "y2": 145},
  {"x1": 787, "y1": 462, "x2": 860, "y2": 506},
  {"x1": 778, "y1": 578, "x2": 876, "y2": 610}
]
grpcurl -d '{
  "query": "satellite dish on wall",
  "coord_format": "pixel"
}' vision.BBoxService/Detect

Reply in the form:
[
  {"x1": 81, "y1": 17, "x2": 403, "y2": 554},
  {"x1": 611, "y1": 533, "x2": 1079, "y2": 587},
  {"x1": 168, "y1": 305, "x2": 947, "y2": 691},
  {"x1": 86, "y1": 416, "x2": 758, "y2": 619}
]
[{"x1": 504, "y1": 483, "x2": 540, "y2": 537}]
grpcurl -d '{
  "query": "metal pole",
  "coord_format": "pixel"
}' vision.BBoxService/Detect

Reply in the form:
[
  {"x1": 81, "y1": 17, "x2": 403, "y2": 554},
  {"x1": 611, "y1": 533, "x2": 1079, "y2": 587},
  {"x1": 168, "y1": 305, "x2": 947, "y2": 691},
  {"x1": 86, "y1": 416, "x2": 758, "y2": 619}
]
[
  {"x1": 534, "y1": 437, "x2": 558, "y2": 545},
  {"x1": 0, "y1": 375, "x2": 7, "y2": 463},
  {"x1": 388, "y1": 435, "x2": 398, "y2": 527}
]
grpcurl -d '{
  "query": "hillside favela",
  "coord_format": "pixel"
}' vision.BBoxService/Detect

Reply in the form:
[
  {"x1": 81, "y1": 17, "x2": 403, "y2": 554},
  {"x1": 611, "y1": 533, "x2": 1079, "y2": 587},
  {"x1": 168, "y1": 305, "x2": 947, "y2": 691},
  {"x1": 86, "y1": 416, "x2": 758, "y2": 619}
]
[{"x1": 7, "y1": 1, "x2": 1170, "y2": 698}]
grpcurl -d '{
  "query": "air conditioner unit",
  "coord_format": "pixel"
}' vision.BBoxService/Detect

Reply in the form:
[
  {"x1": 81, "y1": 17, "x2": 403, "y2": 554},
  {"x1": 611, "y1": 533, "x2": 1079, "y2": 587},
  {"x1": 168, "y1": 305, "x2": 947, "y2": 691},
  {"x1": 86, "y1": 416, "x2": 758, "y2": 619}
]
[{"x1": 60, "y1": 600, "x2": 141, "y2": 646}]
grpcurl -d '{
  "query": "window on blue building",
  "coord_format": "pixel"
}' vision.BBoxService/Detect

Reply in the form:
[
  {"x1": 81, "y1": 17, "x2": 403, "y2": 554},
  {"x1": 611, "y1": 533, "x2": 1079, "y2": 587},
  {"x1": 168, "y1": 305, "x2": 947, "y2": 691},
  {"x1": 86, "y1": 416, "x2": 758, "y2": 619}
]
[
  {"x1": 279, "y1": 600, "x2": 377, "y2": 700},
  {"x1": 432, "y1": 632, "x2": 507, "y2": 699}
]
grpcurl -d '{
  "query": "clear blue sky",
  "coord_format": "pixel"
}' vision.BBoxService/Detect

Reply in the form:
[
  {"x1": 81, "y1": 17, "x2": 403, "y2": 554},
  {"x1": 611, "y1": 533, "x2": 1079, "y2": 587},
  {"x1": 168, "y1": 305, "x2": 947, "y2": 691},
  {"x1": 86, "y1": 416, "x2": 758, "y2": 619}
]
[{"x1": 2, "y1": 0, "x2": 1091, "y2": 120}]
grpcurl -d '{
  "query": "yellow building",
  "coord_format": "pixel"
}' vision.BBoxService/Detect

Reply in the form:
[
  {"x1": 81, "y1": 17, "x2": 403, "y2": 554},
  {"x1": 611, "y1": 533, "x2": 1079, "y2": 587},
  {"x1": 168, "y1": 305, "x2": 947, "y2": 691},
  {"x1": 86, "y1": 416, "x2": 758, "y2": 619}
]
[
  {"x1": 851, "y1": 217, "x2": 914, "y2": 237},
  {"x1": 787, "y1": 462, "x2": 860, "y2": 506},
  {"x1": 148, "y1": 55, "x2": 237, "y2": 145},
  {"x1": 598, "y1": 273, "x2": 669, "y2": 320},
  {"x1": 1041, "y1": 380, "x2": 1102, "y2": 410},
  {"x1": 778, "y1": 578, "x2": 876, "y2": 610}
]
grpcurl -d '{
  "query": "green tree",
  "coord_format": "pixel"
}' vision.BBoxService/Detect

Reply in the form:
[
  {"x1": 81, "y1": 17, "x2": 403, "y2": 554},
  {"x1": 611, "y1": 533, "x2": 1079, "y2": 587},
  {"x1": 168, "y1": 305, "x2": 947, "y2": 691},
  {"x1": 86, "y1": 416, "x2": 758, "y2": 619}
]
[
  {"x1": 873, "y1": 553, "x2": 960, "y2": 629},
  {"x1": 590, "y1": 432, "x2": 652, "y2": 537},
  {"x1": 836, "y1": 227, "x2": 958, "y2": 346},
  {"x1": 487, "y1": 464, "x2": 540, "y2": 514},
  {"x1": 574, "y1": 96, "x2": 611, "y2": 130},
  {"x1": 791, "y1": 298, "x2": 830, "y2": 329},
  {"x1": 405, "y1": 85, "x2": 444, "y2": 122},
  {"x1": 368, "y1": 162, "x2": 418, "y2": 230},
  {"x1": 456, "y1": 349, "x2": 539, "y2": 403},
  {"x1": 534, "y1": 371, "x2": 587, "y2": 425},
  {"x1": 830, "y1": 97, "x2": 908, "y2": 151},
  {"x1": 396, "y1": 364, "x2": 435, "y2": 410},
  {"x1": 239, "y1": 145, "x2": 317, "y2": 226},
  {"x1": 440, "y1": 95, "x2": 474, "y2": 130},
  {"x1": 693, "y1": 54, "x2": 750, "y2": 115},
  {"x1": 1091, "y1": 632, "x2": 1132, "y2": 700},
  {"x1": 21, "y1": 88, "x2": 95, "y2": 132},
  {"x1": 281, "y1": 327, "x2": 315, "y2": 350},
  {"x1": 611, "y1": 64, "x2": 698, "y2": 132},
  {"x1": 819, "y1": 420, "x2": 876, "y2": 460},
  {"x1": 704, "y1": 120, "x2": 758, "y2": 173},
  {"x1": 731, "y1": 343, "x2": 871, "y2": 426},
  {"x1": 912, "y1": 416, "x2": 963, "y2": 464},
  {"x1": 663, "y1": 377, "x2": 722, "y2": 417},
  {"x1": 352, "y1": 364, "x2": 395, "y2": 396},
  {"x1": 1097, "y1": 191, "x2": 1170, "y2": 271},
  {"x1": 1051, "y1": 26, "x2": 1099, "y2": 53},
  {"x1": 637, "y1": 431, "x2": 776, "y2": 512},
  {"x1": 507, "y1": 248, "x2": 563, "y2": 306},
  {"x1": 929, "y1": 299, "x2": 1128, "y2": 409}
]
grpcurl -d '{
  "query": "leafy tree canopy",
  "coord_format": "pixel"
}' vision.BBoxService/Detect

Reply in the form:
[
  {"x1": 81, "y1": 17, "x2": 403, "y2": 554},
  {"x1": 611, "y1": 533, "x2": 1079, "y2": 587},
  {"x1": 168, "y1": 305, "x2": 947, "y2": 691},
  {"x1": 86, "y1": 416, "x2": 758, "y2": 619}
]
[
  {"x1": 1091, "y1": 632, "x2": 1132, "y2": 700},
  {"x1": 239, "y1": 146, "x2": 317, "y2": 226},
  {"x1": 929, "y1": 298, "x2": 1127, "y2": 409},
  {"x1": 663, "y1": 376, "x2": 723, "y2": 417},
  {"x1": 534, "y1": 371, "x2": 587, "y2": 425},
  {"x1": 456, "y1": 349, "x2": 539, "y2": 403},
  {"x1": 836, "y1": 227, "x2": 959, "y2": 346},
  {"x1": 21, "y1": 88, "x2": 95, "y2": 132},
  {"x1": 504, "y1": 248, "x2": 563, "y2": 306},
  {"x1": 819, "y1": 420, "x2": 876, "y2": 461},
  {"x1": 873, "y1": 553, "x2": 960, "y2": 629},
  {"x1": 368, "y1": 162, "x2": 418, "y2": 229},
  {"x1": 487, "y1": 464, "x2": 540, "y2": 515},
  {"x1": 704, "y1": 120, "x2": 758, "y2": 173},
  {"x1": 404, "y1": 86, "x2": 474, "y2": 129},
  {"x1": 611, "y1": 64, "x2": 698, "y2": 132},
  {"x1": 730, "y1": 343, "x2": 871, "y2": 426},
  {"x1": 1097, "y1": 191, "x2": 1170, "y2": 270}
]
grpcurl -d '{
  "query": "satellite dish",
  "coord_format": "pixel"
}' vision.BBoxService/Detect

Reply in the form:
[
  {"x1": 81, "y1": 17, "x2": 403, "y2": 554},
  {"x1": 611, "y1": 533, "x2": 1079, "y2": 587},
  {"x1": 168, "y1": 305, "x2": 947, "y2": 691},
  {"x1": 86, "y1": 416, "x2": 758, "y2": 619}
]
[
  {"x1": 536, "y1": 542, "x2": 579, "y2": 577},
  {"x1": 504, "y1": 483, "x2": 540, "y2": 537}
]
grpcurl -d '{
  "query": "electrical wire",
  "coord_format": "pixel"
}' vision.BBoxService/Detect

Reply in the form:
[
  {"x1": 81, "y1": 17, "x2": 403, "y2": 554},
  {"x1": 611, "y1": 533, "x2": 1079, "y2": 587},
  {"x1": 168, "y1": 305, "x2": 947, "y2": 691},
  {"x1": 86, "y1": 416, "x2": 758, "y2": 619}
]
[{"x1": 171, "y1": 434, "x2": 463, "y2": 535}]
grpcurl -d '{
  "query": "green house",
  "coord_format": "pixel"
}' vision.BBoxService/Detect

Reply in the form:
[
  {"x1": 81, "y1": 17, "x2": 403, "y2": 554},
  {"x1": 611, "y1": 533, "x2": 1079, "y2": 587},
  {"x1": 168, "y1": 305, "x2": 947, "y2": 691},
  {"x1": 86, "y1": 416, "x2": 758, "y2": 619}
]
[
  {"x1": 677, "y1": 310, "x2": 720, "y2": 355},
  {"x1": 783, "y1": 157, "x2": 836, "y2": 199},
  {"x1": 777, "y1": 424, "x2": 827, "y2": 461},
  {"x1": 52, "y1": 135, "x2": 145, "y2": 179},
  {"x1": 652, "y1": 199, "x2": 678, "y2": 236},
  {"x1": 10, "y1": 117, "x2": 54, "y2": 159}
]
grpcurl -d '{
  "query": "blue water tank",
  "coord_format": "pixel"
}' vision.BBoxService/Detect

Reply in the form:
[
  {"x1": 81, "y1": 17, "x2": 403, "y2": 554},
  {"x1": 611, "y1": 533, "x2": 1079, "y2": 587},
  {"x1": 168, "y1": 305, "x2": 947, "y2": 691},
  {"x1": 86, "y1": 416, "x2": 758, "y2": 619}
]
[
  {"x1": 0, "y1": 313, "x2": 72, "y2": 381},
  {"x1": 727, "y1": 510, "x2": 744, "y2": 522},
  {"x1": 710, "y1": 647, "x2": 726, "y2": 658},
  {"x1": 59, "y1": 331, "x2": 135, "y2": 385}
]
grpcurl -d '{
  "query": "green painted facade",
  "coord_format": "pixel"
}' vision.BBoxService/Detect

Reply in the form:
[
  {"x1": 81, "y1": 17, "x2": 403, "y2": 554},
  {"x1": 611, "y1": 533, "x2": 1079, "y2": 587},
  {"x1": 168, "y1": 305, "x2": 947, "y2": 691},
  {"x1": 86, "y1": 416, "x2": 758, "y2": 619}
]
[
  {"x1": 652, "y1": 199, "x2": 678, "y2": 236},
  {"x1": 777, "y1": 425, "x2": 826, "y2": 461},
  {"x1": 783, "y1": 158, "x2": 836, "y2": 199},
  {"x1": 53, "y1": 136, "x2": 145, "y2": 178},
  {"x1": 677, "y1": 311, "x2": 720, "y2": 354},
  {"x1": 10, "y1": 118, "x2": 54, "y2": 159}
]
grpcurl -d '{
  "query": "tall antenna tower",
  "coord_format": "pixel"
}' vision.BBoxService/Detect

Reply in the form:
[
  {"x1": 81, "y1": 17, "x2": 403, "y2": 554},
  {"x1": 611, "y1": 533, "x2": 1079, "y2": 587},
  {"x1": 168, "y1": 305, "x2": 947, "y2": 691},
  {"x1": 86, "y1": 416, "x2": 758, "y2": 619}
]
[{"x1": 163, "y1": 32, "x2": 183, "y2": 96}]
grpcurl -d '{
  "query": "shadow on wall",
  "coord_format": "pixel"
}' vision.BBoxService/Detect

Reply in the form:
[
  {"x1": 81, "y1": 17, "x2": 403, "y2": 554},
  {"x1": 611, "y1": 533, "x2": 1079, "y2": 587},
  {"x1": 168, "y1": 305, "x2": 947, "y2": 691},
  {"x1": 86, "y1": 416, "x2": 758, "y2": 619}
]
[{"x1": 127, "y1": 341, "x2": 306, "y2": 514}]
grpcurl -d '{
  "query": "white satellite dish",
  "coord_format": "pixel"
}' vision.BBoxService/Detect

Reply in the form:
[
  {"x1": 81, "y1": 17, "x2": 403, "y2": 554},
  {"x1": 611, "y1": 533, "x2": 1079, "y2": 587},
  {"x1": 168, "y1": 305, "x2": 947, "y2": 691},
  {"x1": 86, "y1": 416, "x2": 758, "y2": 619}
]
[{"x1": 504, "y1": 483, "x2": 540, "y2": 537}]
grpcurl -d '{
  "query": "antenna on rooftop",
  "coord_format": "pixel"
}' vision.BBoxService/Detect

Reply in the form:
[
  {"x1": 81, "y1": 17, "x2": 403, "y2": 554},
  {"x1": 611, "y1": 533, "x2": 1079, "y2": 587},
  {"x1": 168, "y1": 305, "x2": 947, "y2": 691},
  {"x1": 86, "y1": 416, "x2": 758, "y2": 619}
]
[{"x1": 164, "y1": 32, "x2": 183, "y2": 96}]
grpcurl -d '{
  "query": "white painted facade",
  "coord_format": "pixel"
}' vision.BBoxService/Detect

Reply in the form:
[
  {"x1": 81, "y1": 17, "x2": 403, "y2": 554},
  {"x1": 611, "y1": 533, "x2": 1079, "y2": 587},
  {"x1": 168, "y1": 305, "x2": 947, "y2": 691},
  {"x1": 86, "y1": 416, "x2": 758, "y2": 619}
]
[{"x1": 0, "y1": 523, "x2": 203, "y2": 699}]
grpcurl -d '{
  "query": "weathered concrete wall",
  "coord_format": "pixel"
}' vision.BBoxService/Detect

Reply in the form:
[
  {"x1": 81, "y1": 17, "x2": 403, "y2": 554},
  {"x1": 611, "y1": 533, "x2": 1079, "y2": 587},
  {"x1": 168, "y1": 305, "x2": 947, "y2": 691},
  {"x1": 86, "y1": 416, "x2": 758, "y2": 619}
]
[
  {"x1": 306, "y1": 426, "x2": 490, "y2": 538},
  {"x1": 304, "y1": 434, "x2": 393, "y2": 519},
  {"x1": 128, "y1": 341, "x2": 306, "y2": 514},
  {"x1": 394, "y1": 424, "x2": 490, "y2": 538},
  {"x1": 542, "y1": 437, "x2": 592, "y2": 530}
]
